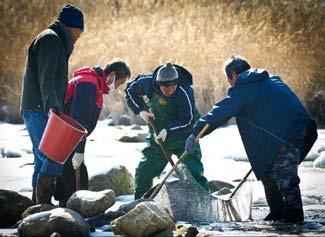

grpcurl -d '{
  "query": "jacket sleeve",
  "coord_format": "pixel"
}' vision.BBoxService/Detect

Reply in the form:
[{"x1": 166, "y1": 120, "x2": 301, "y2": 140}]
[
  {"x1": 193, "y1": 87, "x2": 246, "y2": 137},
  {"x1": 69, "y1": 82, "x2": 97, "y2": 153},
  {"x1": 124, "y1": 75, "x2": 152, "y2": 114},
  {"x1": 36, "y1": 35, "x2": 63, "y2": 113},
  {"x1": 166, "y1": 86, "x2": 196, "y2": 134}
]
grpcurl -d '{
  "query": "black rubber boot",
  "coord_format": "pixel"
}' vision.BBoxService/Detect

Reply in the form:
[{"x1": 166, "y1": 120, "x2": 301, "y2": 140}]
[
  {"x1": 284, "y1": 208, "x2": 304, "y2": 224},
  {"x1": 262, "y1": 180, "x2": 284, "y2": 221},
  {"x1": 36, "y1": 175, "x2": 56, "y2": 205},
  {"x1": 32, "y1": 187, "x2": 36, "y2": 203}
]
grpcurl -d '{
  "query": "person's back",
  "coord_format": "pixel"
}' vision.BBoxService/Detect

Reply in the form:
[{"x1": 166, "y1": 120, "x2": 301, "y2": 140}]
[
  {"x1": 231, "y1": 68, "x2": 313, "y2": 179},
  {"x1": 186, "y1": 55, "x2": 317, "y2": 223}
]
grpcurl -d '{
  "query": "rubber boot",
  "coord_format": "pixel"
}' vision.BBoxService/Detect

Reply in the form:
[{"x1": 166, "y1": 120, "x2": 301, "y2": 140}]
[
  {"x1": 32, "y1": 187, "x2": 36, "y2": 203},
  {"x1": 36, "y1": 175, "x2": 56, "y2": 205},
  {"x1": 284, "y1": 208, "x2": 304, "y2": 224},
  {"x1": 262, "y1": 181, "x2": 284, "y2": 221}
]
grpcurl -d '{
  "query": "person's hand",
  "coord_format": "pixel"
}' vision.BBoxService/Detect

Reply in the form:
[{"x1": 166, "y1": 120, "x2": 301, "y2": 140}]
[
  {"x1": 155, "y1": 129, "x2": 167, "y2": 143},
  {"x1": 72, "y1": 153, "x2": 84, "y2": 169},
  {"x1": 139, "y1": 110, "x2": 154, "y2": 123},
  {"x1": 185, "y1": 134, "x2": 197, "y2": 153}
]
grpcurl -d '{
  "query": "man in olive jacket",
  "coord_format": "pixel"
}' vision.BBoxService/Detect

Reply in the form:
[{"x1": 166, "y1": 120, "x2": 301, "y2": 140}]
[{"x1": 20, "y1": 4, "x2": 84, "y2": 204}]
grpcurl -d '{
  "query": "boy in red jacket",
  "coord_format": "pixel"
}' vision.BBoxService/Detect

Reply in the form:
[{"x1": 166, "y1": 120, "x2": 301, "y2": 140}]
[{"x1": 55, "y1": 60, "x2": 131, "y2": 206}]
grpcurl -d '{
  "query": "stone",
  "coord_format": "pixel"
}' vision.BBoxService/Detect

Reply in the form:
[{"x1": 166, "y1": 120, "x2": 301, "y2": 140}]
[
  {"x1": 111, "y1": 201, "x2": 175, "y2": 237},
  {"x1": 86, "y1": 199, "x2": 149, "y2": 227},
  {"x1": 89, "y1": 165, "x2": 134, "y2": 196},
  {"x1": 18, "y1": 207, "x2": 89, "y2": 237},
  {"x1": 2, "y1": 147, "x2": 22, "y2": 158},
  {"x1": 21, "y1": 204, "x2": 56, "y2": 219},
  {"x1": 115, "y1": 114, "x2": 133, "y2": 126},
  {"x1": 0, "y1": 189, "x2": 34, "y2": 228},
  {"x1": 313, "y1": 151, "x2": 325, "y2": 168},
  {"x1": 67, "y1": 189, "x2": 115, "y2": 218},
  {"x1": 208, "y1": 180, "x2": 235, "y2": 193},
  {"x1": 131, "y1": 124, "x2": 142, "y2": 130},
  {"x1": 118, "y1": 133, "x2": 147, "y2": 142}
]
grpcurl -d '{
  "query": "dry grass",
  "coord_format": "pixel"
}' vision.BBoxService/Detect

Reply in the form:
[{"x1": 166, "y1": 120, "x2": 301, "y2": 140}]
[{"x1": 0, "y1": 0, "x2": 324, "y2": 122}]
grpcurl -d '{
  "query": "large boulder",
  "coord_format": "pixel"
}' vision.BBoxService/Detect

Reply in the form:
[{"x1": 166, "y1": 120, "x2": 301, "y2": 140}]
[
  {"x1": 89, "y1": 165, "x2": 134, "y2": 196},
  {"x1": 0, "y1": 189, "x2": 34, "y2": 228},
  {"x1": 86, "y1": 198, "x2": 150, "y2": 227},
  {"x1": 18, "y1": 208, "x2": 89, "y2": 237},
  {"x1": 306, "y1": 90, "x2": 325, "y2": 127},
  {"x1": 111, "y1": 201, "x2": 175, "y2": 237},
  {"x1": 67, "y1": 189, "x2": 115, "y2": 218}
]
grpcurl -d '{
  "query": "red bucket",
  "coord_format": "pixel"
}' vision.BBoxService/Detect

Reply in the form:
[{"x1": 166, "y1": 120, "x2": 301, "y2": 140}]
[{"x1": 39, "y1": 110, "x2": 88, "y2": 164}]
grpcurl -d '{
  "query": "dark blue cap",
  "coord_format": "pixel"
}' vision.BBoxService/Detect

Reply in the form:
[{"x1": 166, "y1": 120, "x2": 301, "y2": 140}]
[{"x1": 58, "y1": 4, "x2": 84, "y2": 30}]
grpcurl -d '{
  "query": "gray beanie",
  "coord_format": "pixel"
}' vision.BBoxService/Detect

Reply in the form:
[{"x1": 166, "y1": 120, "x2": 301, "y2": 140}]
[{"x1": 156, "y1": 63, "x2": 178, "y2": 86}]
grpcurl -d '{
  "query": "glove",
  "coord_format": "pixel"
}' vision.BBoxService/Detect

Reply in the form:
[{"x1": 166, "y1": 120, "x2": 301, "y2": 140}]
[
  {"x1": 185, "y1": 134, "x2": 197, "y2": 153},
  {"x1": 72, "y1": 153, "x2": 84, "y2": 169},
  {"x1": 155, "y1": 129, "x2": 167, "y2": 143},
  {"x1": 139, "y1": 110, "x2": 154, "y2": 123}
]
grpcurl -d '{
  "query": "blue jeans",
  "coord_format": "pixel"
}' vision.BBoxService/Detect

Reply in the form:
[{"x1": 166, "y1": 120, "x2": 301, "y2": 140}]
[{"x1": 23, "y1": 110, "x2": 63, "y2": 187}]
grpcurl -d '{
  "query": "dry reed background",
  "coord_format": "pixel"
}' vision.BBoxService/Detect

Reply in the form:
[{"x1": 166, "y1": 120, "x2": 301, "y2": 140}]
[{"x1": 0, "y1": 0, "x2": 324, "y2": 123}]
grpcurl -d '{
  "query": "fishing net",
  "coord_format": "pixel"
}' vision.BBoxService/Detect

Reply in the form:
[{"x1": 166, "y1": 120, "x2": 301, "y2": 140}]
[{"x1": 154, "y1": 164, "x2": 254, "y2": 222}]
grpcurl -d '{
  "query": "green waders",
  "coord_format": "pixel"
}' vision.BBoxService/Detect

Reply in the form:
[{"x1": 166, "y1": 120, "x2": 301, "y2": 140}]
[{"x1": 134, "y1": 92, "x2": 209, "y2": 199}]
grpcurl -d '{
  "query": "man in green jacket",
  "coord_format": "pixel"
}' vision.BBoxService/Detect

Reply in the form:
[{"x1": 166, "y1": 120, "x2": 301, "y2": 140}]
[
  {"x1": 20, "y1": 4, "x2": 84, "y2": 204},
  {"x1": 125, "y1": 63, "x2": 209, "y2": 199}
]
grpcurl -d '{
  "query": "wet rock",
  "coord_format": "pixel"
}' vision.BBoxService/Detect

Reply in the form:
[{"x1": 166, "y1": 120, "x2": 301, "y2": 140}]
[
  {"x1": 252, "y1": 197, "x2": 267, "y2": 207},
  {"x1": 21, "y1": 204, "x2": 56, "y2": 219},
  {"x1": 67, "y1": 189, "x2": 115, "y2": 218},
  {"x1": 0, "y1": 189, "x2": 34, "y2": 228},
  {"x1": 118, "y1": 133, "x2": 147, "y2": 142},
  {"x1": 89, "y1": 165, "x2": 134, "y2": 196},
  {"x1": 111, "y1": 201, "x2": 175, "y2": 237},
  {"x1": 208, "y1": 180, "x2": 235, "y2": 193},
  {"x1": 131, "y1": 124, "x2": 142, "y2": 130},
  {"x1": 313, "y1": 151, "x2": 325, "y2": 168},
  {"x1": 213, "y1": 187, "x2": 232, "y2": 195},
  {"x1": 2, "y1": 147, "x2": 22, "y2": 158},
  {"x1": 306, "y1": 90, "x2": 325, "y2": 127},
  {"x1": 86, "y1": 199, "x2": 149, "y2": 227},
  {"x1": 115, "y1": 114, "x2": 133, "y2": 126},
  {"x1": 305, "y1": 148, "x2": 321, "y2": 161},
  {"x1": 18, "y1": 208, "x2": 89, "y2": 237}
]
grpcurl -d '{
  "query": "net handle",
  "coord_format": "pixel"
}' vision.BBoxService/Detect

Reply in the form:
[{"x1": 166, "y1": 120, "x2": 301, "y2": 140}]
[{"x1": 229, "y1": 168, "x2": 253, "y2": 199}]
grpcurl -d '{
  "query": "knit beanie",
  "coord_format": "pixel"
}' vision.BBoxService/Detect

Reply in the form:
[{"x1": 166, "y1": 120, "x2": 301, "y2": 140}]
[
  {"x1": 58, "y1": 4, "x2": 84, "y2": 31},
  {"x1": 156, "y1": 63, "x2": 178, "y2": 86}
]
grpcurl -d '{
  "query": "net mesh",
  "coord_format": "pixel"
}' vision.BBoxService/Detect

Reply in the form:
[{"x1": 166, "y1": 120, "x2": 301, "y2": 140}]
[{"x1": 154, "y1": 164, "x2": 254, "y2": 222}]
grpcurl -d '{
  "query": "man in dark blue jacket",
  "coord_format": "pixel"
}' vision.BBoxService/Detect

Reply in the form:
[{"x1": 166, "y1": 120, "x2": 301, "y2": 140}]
[
  {"x1": 125, "y1": 63, "x2": 208, "y2": 199},
  {"x1": 185, "y1": 55, "x2": 317, "y2": 223}
]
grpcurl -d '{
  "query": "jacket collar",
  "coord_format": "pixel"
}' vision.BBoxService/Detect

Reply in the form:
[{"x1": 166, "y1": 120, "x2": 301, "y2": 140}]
[
  {"x1": 48, "y1": 21, "x2": 74, "y2": 60},
  {"x1": 93, "y1": 67, "x2": 109, "y2": 94}
]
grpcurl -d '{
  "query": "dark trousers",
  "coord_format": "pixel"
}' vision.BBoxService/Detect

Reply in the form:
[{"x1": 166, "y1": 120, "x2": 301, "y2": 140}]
[
  {"x1": 54, "y1": 152, "x2": 89, "y2": 202},
  {"x1": 262, "y1": 144, "x2": 303, "y2": 216}
]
